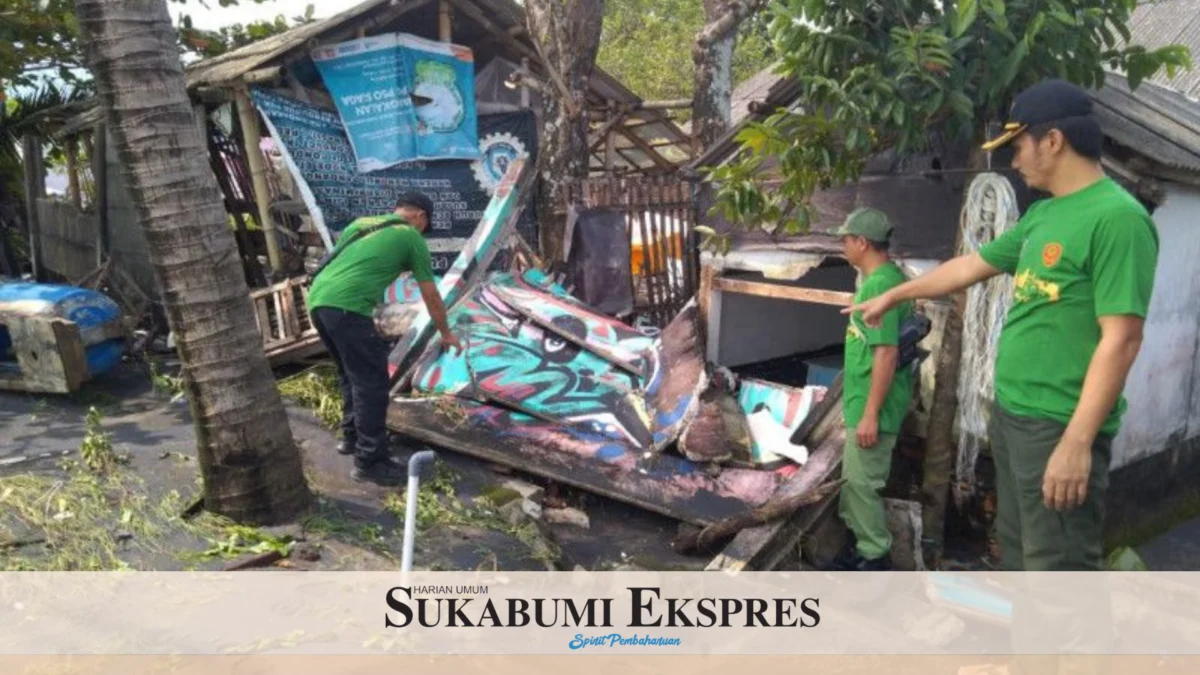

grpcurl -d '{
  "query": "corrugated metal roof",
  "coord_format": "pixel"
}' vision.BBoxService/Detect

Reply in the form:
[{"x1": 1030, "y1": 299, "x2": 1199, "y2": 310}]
[
  {"x1": 1124, "y1": 0, "x2": 1200, "y2": 101},
  {"x1": 1091, "y1": 71, "x2": 1200, "y2": 172}
]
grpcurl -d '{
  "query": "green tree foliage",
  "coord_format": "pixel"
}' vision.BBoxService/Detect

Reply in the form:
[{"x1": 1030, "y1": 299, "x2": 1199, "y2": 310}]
[
  {"x1": 0, "y1": 0, "x2": 84, "y2": 90},
  {"x1": 0, "y1": 0, "x2": 313, "y2": 93},
  {"x1": 597, "y1": 0, "x2": 775, "y2": 117},
  {"x1": 700, "y1": 0, "x2": 1192, "y2": 246}
]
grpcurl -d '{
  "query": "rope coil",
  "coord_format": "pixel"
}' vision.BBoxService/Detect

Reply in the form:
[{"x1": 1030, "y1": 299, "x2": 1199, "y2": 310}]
[{"x1": 954, "y1": 172, "x2": 1018, "y2": 507}]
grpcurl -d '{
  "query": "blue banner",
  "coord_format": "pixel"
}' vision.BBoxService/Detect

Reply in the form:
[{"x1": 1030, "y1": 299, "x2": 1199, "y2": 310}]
[
  {"x1": 311, "y1": 33, "x2": 479, "y2": 172},
  {"x1": 250, "y1": 88, "x2": 537, "y2": 273},
  {"x1": 401, "y1": 34, "x2": 480, "y2": 161},
  {"x1": 310, "y1": 35, "x2": 416, "y2": 172}
]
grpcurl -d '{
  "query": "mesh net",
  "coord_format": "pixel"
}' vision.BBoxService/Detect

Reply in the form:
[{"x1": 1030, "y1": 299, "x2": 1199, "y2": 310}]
[{"x1": 954, "y1": 172, "x2": 1018, "y2": 507}]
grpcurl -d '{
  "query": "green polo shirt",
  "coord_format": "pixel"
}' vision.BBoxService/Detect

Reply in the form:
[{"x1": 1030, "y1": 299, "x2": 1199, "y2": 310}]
[
  {"x1": 977, "y1": 177, "x2": 1158, "y2": 437},
  {"x1": 306, "y1": 214, "x2": 436, "y2": 317},
  {"x1": 843, "y1": 261, "x2": 914, "y2": 434}
]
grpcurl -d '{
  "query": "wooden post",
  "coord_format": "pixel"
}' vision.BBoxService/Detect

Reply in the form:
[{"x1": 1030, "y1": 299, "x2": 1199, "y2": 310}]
[
  {"x1": 439, "y1": 0, "x2": 452, "y2": 41},
  {"x1": 22, "y1": 135, "x2": 44, "y2": 280},
  {"x1": 65, "y1": 137, "x2": 82, "y2": 209},
  {"x1": 234, "y1": 88, "x2": 284, "y2": 275},
  {"x1": 519, "y1": 57, "x2": 531, "y2": 109},
  {"x1": 93, "y1": 123, "x2": 109, "y2": 267}
]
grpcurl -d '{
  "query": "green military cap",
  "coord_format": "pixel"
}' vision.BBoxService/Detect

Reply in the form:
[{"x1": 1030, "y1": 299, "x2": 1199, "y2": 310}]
[{"x1": 835, "y1": 207, "x2": 893, "y2": 242}]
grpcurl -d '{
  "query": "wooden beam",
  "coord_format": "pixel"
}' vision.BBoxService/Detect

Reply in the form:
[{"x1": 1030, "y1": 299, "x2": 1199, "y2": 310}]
[
  {"x1": 65, "y1": 138, "x2": 81, "y2": 209},
  {"x1": 714, "y1": 276, "x2": 854, "y2": 306},
  {"x1": 615, "y1": 124, "x2": 674, "y2": 171},
  {"x1": 234, "y1": 88, "x2": 284, "y2": 274},
  {"x1": 241, "y1": 66, "x2": 282, "y2": 85},
  {"x1": 439, "y1": 0, "x2": 452, "y2": 40},
  {"x1": 22, "y1": 135, "x2": 44, "y2": 280},
  {"x1": 640, "y1": 98, "x2": 692, "y2": 110},
  {"x1": 92, "y1": 122, "x2": 109, "y2": 267}
]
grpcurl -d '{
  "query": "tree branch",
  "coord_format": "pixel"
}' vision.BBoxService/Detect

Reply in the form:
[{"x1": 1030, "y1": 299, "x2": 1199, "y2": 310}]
[{"x1": 695, "y1": 0, "x2": 770, "y2": 49}]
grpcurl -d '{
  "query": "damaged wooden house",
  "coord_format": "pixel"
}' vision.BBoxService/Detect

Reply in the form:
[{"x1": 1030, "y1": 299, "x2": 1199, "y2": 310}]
[{"x1": 19, "y1": 0, "x2": 695, "y2": 366}]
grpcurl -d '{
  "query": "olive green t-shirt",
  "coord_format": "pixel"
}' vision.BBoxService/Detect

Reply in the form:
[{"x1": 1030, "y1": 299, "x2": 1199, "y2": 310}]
[
  {"x1": 306, "y1": 214, "x2": 436, "y2": 317},
  {"x1": 843, "y1": 262, "x2": 914, "y2": 434},
  {"x1": 977, "y1": 177, "x2": 1158, "y2": 437}
]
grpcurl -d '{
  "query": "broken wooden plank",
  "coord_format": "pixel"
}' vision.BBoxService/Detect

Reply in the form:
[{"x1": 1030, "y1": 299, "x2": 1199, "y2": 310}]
[
  {"x1": 0, "y1": 317, "x2": 89, "y2": 394},
  {"x1": 715, "y1": 277, "x2": 855, "y2": 307},
  {"x1": 386, "y1": 397, "x2": 788, "y2": 526},
  {"x1": 707, "y1": 379, "x2": 845, "y2": 571},
  {"x1": 672, "y1": 478, "x2": 845, "y2": 554}
]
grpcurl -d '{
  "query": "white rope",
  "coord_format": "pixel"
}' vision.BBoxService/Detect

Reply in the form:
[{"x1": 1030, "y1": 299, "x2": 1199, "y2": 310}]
[{"x1": 954, "y1": 172, "x2": 1018, "y2": 507}]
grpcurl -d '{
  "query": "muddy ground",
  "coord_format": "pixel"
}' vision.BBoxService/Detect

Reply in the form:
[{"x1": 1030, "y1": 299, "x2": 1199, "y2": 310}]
[{"x1": 0, "y1": 358, "x2": 708, "y2": 572}]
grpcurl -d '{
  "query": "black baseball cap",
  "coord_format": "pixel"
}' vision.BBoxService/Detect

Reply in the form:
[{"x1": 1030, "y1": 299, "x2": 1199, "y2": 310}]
[
  {"x1": 395, "y1": 192, "x2": 434, "y2": 220},
  {"x1": 981, "y1": 79, "x2": 1094, "y2": 151}
]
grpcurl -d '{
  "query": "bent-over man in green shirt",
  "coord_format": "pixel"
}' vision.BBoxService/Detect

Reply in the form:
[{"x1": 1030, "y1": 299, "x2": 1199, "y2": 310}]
[
  {"x1": 835, "y1": 207, "x2": 914, "y2": 571},
  {"x1": 847, "y1": 79, "x2": 1159, "y2": 571},
  {"x1": 307, "y1": 192, "x2": 462, "y2": 486}
]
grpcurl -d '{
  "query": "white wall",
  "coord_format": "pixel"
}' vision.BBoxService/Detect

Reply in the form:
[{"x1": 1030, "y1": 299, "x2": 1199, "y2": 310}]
[{"x1": 1113, "y1": 183, "x2": 1200, "y2": 469}]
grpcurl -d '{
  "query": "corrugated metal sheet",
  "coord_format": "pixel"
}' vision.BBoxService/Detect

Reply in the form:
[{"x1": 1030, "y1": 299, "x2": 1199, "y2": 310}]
[
  {"x1": 1124, "y1": 0, "x2": 1200, "y2": 101},
  {"x1": 1092, "y1": 72, "x2": 1200, "y2": 172}
]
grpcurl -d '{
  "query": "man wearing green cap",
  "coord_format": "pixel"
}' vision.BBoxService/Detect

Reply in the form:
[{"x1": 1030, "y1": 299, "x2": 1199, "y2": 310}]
[
  {"x1": 834, "y1": 206, "x2": 913, "y2": 571},
  {"x1": 845, "y1": 79, "x2": 1159, "y2": 572}
]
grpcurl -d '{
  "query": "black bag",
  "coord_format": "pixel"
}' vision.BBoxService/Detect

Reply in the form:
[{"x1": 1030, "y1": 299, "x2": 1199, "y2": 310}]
[
  {"x1": 310, "y1": 221, "x2": 398, "y2": 280},
  {"x1": 898, "y1": 311, "x2": 933, "y2": 371}
]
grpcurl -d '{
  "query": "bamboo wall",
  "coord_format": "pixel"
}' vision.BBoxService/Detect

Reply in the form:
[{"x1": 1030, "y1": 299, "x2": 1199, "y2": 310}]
[{"x1": 36, "y1": 199, "x2": 97, "y2": 282}]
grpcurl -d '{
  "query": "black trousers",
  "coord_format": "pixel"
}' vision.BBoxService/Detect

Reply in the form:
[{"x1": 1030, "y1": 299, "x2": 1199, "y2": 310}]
[{"x1": 310, "y1": 307, "x2": 390, "y2": 465}]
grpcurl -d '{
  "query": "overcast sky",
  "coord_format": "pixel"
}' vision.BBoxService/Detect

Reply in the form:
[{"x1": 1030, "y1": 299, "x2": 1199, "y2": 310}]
[{"x1": 168, "y1": 0, "x2": 337, "y2": 30}]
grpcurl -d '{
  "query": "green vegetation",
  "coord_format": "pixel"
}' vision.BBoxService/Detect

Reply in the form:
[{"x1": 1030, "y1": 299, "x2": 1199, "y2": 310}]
[
  {"x1": 705, "y1": 0, "x2": 1192, "y2": 246},
  {"x1": 278, "y1": 364, "x2": 342, "y2": 430}
]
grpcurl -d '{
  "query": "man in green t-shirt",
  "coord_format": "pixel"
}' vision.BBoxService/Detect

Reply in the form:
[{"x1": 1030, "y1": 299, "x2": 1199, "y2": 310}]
[
  {"x1": 846, "y1": 79, "x2": 1158, "y2": 571},
  {"x1": 834, "y1": 207, "x2": 914, "y2": 571},
  {"x1": 307, "y1": 192, "x2": 462, "y2": 486}
]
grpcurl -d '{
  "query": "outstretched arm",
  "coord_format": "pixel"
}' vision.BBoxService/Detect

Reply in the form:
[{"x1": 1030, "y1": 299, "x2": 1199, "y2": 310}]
[
  {"x1": 418, "y1": 281, "x2": 463, "y2": 353},
  {"x1": 844, "y1": 253, "x2": 1003, "y2": 327}
]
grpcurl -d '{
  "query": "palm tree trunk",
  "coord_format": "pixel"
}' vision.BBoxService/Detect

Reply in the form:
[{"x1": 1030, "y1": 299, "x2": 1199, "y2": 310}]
[
  {"x1": 691, "y1": 0, "x2": 736, "y2": 154},
  {"x1": 525, "y1": 0, "x2": 605, "y2": 261},
  {"x1": 75, "y1": 0, "x2": 311, "y2": 524}
]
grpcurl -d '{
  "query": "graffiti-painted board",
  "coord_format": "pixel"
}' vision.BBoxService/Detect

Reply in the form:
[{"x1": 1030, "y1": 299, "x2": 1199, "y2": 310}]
[
  {"x1": 408, "y1": 275, "x2": 703, "y2": 452},
  {"x1": 488, "y1": 284, "x2": 653, "y2": 378},
  {"x1": 386, "y1": 397, "x2": 793, "y2": 526},
  {"x1": 737, "y1": 379, "x2": 827, "y2": 466},
  {"x1": 410, "y1": 281, "x2": 653, "y2": 448},
  {"x1": 387, "y1": 155, "x2": 531, "y2": 388}
]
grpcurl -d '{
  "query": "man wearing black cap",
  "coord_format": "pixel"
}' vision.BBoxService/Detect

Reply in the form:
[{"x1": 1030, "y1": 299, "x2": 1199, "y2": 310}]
[
  {"x1": 846, "y1": 79, "x2": 1159, "y2": 572},
  {"x1": 307, "y1": 193, "x2": 462, "y2": 486}
]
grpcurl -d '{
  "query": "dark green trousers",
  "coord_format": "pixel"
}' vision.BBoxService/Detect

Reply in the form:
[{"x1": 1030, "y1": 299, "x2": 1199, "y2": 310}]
[
  {"x1": 990, "y1": 405, "x2": 1115, "y2": 675},
  {"x1": 988, "y1": 404, "x2": 1112, "y2": 571}
]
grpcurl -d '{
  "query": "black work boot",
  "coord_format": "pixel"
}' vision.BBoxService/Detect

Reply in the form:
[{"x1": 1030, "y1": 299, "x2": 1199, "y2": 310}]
[
  {"x1": 336, "y1": 438, "x2": 356, "y2": 455},
  {"x1": 351, "y1": 454, "x2": 406, "y2": 486}
]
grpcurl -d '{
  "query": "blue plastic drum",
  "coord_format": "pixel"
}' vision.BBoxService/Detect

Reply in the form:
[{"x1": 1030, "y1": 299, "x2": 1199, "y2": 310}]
[{"x1": 0, "y1": 282, "x2": 125, "y2": 378}]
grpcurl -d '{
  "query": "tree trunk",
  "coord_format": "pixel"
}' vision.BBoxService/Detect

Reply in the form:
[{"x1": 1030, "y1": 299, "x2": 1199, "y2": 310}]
[
  {"x1": 525, "y1": 0, "x2": 605, "y2": 262},
  {"x1": 692, "y1": 0, "x2": 736, "y2": 154},
  {"x1": 75, "y1": 0, "x2": 311, "y2": 525}
]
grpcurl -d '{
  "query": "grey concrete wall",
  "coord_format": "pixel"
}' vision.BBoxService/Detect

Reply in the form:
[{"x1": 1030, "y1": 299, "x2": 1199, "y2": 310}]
[{"x1": 1113, "y1": 183, "x2": 1200, "y2": 469}]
